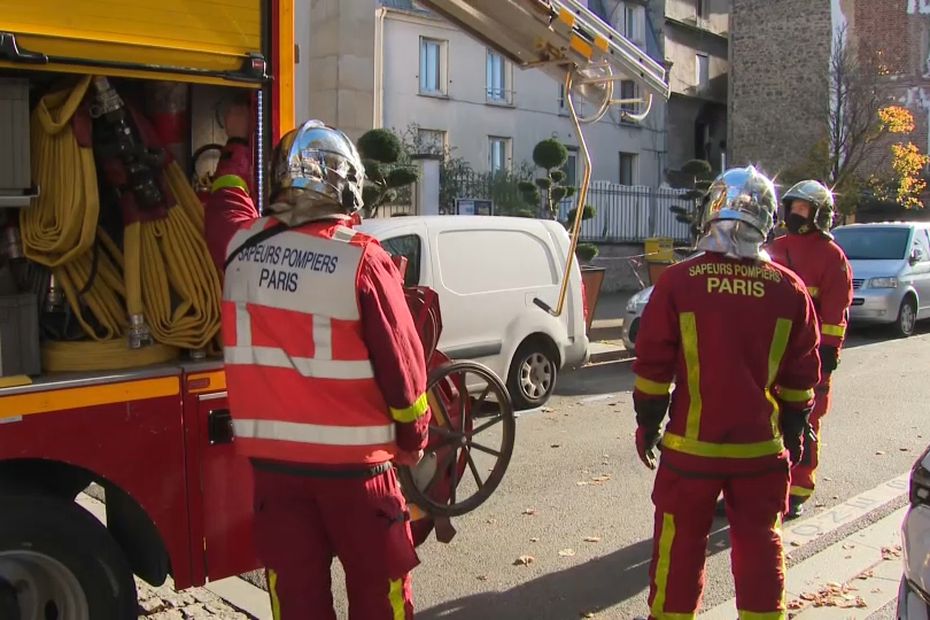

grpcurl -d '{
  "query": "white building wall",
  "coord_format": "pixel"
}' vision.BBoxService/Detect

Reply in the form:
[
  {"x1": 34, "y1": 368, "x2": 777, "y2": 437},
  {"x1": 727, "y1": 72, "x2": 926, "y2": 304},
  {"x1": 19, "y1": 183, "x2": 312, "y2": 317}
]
[{"x1": 380, "y1": 11, "x2": 666, "y2": 187}]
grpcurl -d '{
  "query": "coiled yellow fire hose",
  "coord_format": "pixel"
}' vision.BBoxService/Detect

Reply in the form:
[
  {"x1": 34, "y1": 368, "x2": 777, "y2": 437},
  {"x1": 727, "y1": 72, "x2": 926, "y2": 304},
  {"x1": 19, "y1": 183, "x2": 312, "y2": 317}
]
[{"x1": 20, "y1": 76, "x2": 222, "y2": 371}]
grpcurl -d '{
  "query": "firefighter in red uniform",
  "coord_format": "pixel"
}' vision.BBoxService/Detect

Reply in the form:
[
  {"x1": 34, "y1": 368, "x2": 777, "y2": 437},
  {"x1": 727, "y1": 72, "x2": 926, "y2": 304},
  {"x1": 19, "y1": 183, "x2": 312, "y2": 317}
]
[
  {"x1": 632, "y1": 166, "x2": 821, "y2": 619},
  {"x1": 205, "y1": 103, "x2": 431, "y2": 619},
  {"x1": 766, "y1": 180, "x2": 853, "y2": 519}
]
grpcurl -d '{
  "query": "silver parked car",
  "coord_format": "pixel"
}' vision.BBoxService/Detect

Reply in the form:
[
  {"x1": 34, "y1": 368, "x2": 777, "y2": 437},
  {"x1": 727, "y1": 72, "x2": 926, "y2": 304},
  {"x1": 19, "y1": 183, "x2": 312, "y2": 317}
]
[
  {"x1": 897, "y1": 443, "x2": 930, "y2": 617},
  {"x1": 621, "y1": 285, "x2": 653, "y2": 353},
  {"x1": 832, "y1": 223, "x2": 930, "y2": 337}
]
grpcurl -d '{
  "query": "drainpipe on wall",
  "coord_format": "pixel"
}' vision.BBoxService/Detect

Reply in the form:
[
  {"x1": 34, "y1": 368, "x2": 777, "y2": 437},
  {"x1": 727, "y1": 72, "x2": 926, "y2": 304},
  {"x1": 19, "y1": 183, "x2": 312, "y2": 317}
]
[{"x1": 374, "y1": 7, "x2": 387, "y2": 129}]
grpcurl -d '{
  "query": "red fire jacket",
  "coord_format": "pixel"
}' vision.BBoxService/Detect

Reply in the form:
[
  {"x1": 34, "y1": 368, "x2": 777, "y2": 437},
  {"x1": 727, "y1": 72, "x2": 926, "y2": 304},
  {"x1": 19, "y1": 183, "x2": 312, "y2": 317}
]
[
  {"x1": 205, "y1": 141, "x2": 430, "y2": 456},
  {"x1": 632, "y1": 253, "x2": 822, "y2": 474},
  {"x1": 766, "y1": 232, "x2": 854, "y2": 348}
]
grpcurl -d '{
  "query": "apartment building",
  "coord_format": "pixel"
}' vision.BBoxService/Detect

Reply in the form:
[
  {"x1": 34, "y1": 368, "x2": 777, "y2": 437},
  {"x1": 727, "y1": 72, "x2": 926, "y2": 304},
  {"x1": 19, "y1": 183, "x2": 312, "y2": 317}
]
[{"x1": 303, "y1": 0, "x2": 669, "y2": 187}]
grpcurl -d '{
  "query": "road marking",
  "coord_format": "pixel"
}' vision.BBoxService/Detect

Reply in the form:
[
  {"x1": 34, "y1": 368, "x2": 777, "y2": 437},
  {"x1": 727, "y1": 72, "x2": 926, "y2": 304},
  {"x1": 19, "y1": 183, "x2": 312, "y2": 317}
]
[
  {"x1": 782, "y1": 473, "x2": 909, "y2": 548},
  {"x1": 700, "y1": 471, "x2": 911, "y2": 619}
]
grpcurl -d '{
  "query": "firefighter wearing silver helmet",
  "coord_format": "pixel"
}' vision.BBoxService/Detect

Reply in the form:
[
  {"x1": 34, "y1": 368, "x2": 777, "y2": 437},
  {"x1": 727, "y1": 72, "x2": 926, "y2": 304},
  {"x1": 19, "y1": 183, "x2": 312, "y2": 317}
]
[
  {"x1": 631, "y1": 165, "x2": 820, "y2": 619},
  {"x1": 205, "y1": 109, "x2": 431, "y2": 617},
  {"x1": 766, "y1": 179, "x2": 853, "y2": 519}
]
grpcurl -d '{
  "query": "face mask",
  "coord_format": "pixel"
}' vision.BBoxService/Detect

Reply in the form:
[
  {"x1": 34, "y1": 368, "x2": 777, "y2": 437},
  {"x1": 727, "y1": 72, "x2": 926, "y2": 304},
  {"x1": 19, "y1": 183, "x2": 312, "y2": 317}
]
[{"x1": 786, "y1": 213, "x2": 811, "y2": 234}]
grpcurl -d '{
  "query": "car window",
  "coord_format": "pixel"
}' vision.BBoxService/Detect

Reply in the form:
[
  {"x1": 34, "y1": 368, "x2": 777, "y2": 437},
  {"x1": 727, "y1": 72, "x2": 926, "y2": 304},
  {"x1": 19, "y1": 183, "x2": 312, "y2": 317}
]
[
  {"x1": 437, "y1": 229, "x2": 557, "y2": 294},
  {"x1": 380, "y1": 234, "x2": 422, "y2": 287},
  {"x1": 832, "y1": 228, "x2": 910, "y2": 260},
  {"x1": 916, "y1": 229, "x2": 930, "y2": 262}
]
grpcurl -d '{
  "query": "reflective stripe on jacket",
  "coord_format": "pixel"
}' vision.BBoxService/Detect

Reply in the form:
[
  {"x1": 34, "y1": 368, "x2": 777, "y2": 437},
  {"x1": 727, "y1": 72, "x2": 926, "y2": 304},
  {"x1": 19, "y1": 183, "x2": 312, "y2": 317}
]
[
  {"x1": 767, "y1": 233, "x2": 854, "y2": 348},
  {"x1": 222, "y1": 217, "x2": 400, "y2": 465},
  {"x1": 632, "y1": 253, "x2": 822, "y2": 474}
]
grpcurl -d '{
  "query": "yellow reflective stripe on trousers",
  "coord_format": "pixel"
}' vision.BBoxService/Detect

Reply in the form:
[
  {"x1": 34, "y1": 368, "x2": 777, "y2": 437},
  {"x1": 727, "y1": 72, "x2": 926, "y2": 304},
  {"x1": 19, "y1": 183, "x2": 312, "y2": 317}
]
[
  {"x1": 766, "y1": 319, "x2": 793, "y2": 436},
  {"x1": 268, "y1": 570, "x2": 282, "y2": 620},
  {"x1": 391, "y1": 392, "x2": 429, "y2": 423},
  {"x1": 661, "y1": 433, "x2": 784, "y2": 458},
  {"x1": 389, "y1": 578, "x2": 405, "y2": 620},
  {"x1": 822, "y1": 323, "x2": 846, "y2": 337},
  {"x1": 790, "y1": 485, "x2": 814, "y2": 497},
  {"x1": 635, "y1": 375, "x2": 672, "y2": 396},
  {"x1": 679, "y1": 313, "x2": 701, "y2": 440},
  {"x1": 807, "y1": 286, "x2": 820, "y2": 298},
  {"x1": 651, "y1": 513, "x2": 678, "y2": 618},
  {"x1": 775, "y1": 386, "x2": 813, "y2": 402},
  {"x1": 211, "y1": 174, "x2": 250, "y2": 193}
]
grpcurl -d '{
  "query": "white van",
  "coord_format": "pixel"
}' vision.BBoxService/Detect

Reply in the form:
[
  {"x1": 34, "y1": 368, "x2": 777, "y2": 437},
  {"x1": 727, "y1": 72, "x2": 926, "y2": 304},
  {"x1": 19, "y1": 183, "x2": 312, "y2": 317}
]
[{"x1": 357, "y1": 215, "x2": 590, "y2": 409}]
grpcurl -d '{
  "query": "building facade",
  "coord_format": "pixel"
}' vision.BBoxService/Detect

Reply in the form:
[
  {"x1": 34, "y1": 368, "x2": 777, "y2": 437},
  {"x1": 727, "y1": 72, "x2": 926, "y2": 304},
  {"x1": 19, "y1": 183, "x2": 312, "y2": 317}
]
[
  {"x1": 729, "y1": 0, "x2": 930, "y2": 185},
  {"x1": 650, "y1": 0, "x2": 730, "y2": 177}
]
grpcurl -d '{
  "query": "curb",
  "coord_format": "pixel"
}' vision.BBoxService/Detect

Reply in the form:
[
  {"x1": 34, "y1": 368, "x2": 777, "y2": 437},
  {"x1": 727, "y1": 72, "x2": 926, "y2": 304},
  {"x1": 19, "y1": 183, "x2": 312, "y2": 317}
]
[{"x1": 588, "y1": 347, "x2": 634, "y2": 364}]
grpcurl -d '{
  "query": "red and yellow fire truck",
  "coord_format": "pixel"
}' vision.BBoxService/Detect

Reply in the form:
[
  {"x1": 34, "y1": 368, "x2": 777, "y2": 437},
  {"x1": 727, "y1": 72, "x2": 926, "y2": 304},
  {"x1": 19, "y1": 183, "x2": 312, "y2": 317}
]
[{"x1": 0, "y1": 1, "x2": 668, "y2": 616}]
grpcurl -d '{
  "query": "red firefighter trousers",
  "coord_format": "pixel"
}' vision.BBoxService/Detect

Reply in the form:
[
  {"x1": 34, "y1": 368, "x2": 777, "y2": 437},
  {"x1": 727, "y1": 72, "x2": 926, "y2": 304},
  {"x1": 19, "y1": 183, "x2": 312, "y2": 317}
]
[
  {"x1": 647, "y1": 462, "x2": 790, "y2": 619},
  {"x1": 252, "y1": 465, "x2": 420, "y2": 620},
  {"x1": 789, "y1": 379, "x2": 832, "y2": 504}
]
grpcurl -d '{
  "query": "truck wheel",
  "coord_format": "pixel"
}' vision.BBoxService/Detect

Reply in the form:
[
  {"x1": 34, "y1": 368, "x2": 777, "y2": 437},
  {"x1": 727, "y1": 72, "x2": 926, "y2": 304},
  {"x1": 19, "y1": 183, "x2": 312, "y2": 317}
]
[
  {"x1": 894, "y1": 296, "x2": 917, "y2": 338},
  {"x1": 0, "y1": 494, "x2": 138, "y2": 620},
  {"x1": 507, "y1": 339, "x2": 558, "y2": 410}
]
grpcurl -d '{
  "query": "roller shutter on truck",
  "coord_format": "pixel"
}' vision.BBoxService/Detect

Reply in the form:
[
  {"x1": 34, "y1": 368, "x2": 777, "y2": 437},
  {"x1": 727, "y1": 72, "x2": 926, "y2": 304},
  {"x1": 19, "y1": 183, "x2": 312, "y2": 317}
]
[{"x1": 0, "y1": 0, "x2": 268, "y2": 87}]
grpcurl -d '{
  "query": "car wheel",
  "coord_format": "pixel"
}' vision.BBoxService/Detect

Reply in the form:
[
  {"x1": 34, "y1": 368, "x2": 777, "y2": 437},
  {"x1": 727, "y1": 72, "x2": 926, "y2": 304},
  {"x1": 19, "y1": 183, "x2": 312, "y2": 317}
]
[
  {"x1": 0, "y1": 494, "x2": 138, "y2": 620},
  {"x1": 894, "y1": 296, "x2": 917, "y2": 338},
  {"x1": 507, "y1": 340, "x2": 558, "y2": 410}
]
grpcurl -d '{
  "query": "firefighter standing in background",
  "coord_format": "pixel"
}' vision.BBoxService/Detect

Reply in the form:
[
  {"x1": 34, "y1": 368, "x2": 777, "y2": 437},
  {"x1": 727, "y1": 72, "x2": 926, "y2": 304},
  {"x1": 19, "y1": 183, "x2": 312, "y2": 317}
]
[
  {"x1": 631, "y1": 166, "x2": 821, "y2": 619},
  {"x1": 205, "y1": 103, "x2": 431, "y2": 619},
  {"x1": 766, "y1": 180, "x2": 853, "y2": 519}
]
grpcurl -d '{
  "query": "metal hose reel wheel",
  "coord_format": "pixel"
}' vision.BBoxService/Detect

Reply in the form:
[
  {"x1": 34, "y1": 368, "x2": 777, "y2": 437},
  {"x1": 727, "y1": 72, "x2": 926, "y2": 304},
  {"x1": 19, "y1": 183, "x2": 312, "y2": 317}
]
[{"x1": 397, "y1": 358, "x2": 516, "y2": 518}]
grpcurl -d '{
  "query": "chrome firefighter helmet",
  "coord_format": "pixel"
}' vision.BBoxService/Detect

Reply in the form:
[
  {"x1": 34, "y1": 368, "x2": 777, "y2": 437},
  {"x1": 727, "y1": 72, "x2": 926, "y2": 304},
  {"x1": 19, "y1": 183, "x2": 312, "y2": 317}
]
[
  {"x1": 270, "y1": 119, "x2": 365, "y2": 212},
  {"x1": 696, "y1": 165, "x2": 778, "y2": 260},
  {"x1": 782, "y1": 179, "x2": 836, "y2": 234}
]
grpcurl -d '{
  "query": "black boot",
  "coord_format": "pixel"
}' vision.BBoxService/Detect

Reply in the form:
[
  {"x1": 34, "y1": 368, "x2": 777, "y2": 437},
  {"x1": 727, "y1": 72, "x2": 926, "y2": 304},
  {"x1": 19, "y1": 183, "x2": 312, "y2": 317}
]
[{"x1": 785, "y1": 496, "x2": 805, "y2": 520}]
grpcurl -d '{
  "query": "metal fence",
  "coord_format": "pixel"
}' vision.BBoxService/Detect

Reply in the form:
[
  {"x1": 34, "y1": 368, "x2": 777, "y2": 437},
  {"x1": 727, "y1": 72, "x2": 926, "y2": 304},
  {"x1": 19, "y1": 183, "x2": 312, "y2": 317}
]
[
  {"x1": 372, "y1": 173, "x2": 693, "y2": 245},
  {"x1": 559, "y1": 181, "x2": 692, "y2": 243}
]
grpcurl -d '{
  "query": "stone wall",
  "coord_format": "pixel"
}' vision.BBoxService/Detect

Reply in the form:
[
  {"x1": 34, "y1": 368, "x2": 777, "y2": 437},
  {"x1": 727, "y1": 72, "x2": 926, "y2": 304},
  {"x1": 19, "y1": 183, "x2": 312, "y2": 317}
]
[{"x1": 728, "y1": 0, "x2": 832, "y2": 174}]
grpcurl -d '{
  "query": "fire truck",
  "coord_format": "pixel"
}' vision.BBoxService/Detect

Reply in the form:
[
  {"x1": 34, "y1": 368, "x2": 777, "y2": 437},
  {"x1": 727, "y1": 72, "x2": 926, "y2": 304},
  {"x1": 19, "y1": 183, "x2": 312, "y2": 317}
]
[{"x1": 0, "y1": 1, "x2": 668, "y2": 617}]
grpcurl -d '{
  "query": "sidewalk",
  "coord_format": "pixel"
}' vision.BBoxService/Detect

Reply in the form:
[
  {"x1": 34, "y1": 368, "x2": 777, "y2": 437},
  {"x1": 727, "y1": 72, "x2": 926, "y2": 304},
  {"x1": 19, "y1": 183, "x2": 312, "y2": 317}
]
[{"x1": 587, "y1": 290, "x2": 637, "y2": 364}]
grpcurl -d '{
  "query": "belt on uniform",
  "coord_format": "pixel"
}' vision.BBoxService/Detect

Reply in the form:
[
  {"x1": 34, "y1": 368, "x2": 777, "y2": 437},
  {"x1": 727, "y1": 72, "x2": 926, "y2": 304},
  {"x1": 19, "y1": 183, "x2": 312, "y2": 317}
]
[{"x1": 251, "y1": 459, "x2": 392, "y2": 479}]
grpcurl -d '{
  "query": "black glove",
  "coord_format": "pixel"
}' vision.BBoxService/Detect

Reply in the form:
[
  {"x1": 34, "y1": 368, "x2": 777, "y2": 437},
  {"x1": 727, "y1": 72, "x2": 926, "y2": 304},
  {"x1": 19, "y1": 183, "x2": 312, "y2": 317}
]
[
  {"x1": 819, "y1": 344, "x2": 839, "y2": 375},
  {"x1": 780, "y1": 407, "x2": 812, "y2": 467},
  {"x1": 633, "y1": 393, "x2": 669, "y2": 470}
]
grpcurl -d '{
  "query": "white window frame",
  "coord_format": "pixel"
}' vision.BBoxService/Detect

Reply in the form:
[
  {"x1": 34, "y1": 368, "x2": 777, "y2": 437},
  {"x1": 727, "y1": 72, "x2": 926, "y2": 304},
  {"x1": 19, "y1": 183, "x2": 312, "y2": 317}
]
[
  {"x1": 419, "y1": 37, "x2": 448, "y2": 96},
  {"x1": 619, "y1": 152, "x2": 638, "y2": 186},
  {"x1": 622, "y1": 3, "x2": 645, "y2": 44},
  {"x1": 695, "y1": 53, "x2": 710, "y2": 90},
  {"x1": 486, "y1": 49, "x2": 511, "y2": 104},
  {"x1": 489, "y1": 136, "x2": 512, "y2": 174}
]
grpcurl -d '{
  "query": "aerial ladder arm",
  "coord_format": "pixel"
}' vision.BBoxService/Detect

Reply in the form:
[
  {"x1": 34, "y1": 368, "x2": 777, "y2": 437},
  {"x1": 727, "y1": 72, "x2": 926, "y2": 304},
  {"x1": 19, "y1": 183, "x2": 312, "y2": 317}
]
[{"x1": 417, "y1": 0, "x2": 671, "y2": 317}]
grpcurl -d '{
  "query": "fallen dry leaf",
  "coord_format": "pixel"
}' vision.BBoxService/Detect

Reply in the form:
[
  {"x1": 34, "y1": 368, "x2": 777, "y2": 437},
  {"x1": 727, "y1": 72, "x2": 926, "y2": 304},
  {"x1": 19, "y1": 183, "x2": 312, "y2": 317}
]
[
  {"x1": 814, "y1": 502, "x2": 826, "y2": 508},
  {"x1": 530, "y1": 537, "x2": 540, "y2": 543},
  {"x1": 550, "y1": 444, "x2": 561, "y2": 448},
  {"x1": 901, "y1": 447, "x2": 910, "y2": 452},
  {"x1": 558, "y1": 548, "x2": 576, "y2": 557},
  {"x1": 590, "y1": 474, "x2": 612, "y2": 484},
  {"x1": 486, "y1": 519, "x2": 496, "y2": 524},
  {"x1": 790, "y1": 541, "x2": 802, "y2": 547},
  {"x1": 798, "y1": 581, "x2": 868, "y2": 610},
  {"x1": 823, "y1": 476, "x2": 833, "y2": 482},
  {"x1": 542, "y1": 407, "x2": 554, "y2": 413},
  {"x1": 476, "y1": 575, "x2": 488, "y2": 582},
  {"x1": 881, "y1": 546, "x2": 902, "y2": 560},
  {"x1": 522, "y1": 508, "x2": 536, "y2": 516},
  {"x1": 875, "y1": 450, "x2": 886, "y2": 455},
  {"x1": 513, "y1": 555, "x2": 535, "y2": 566},
  {"x1": 857, "y1": 570, "x2": 874, "y2": 580},
  {"x1": 576, "y1": 481, "x2": 590, "y2": 486},
  {"x1": 584, "y1": 536, "x2": 602, "y2": 543},
  {"x1": 580, "y1": 613, "x2": 597, "y2": 618}
]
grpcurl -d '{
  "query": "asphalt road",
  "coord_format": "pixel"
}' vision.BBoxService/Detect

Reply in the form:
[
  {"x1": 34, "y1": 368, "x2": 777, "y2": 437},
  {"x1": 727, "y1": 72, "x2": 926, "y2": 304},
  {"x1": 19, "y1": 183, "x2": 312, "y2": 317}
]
[{"x1": 389, "y1": 323, "x2": 930, "y2": 620}]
